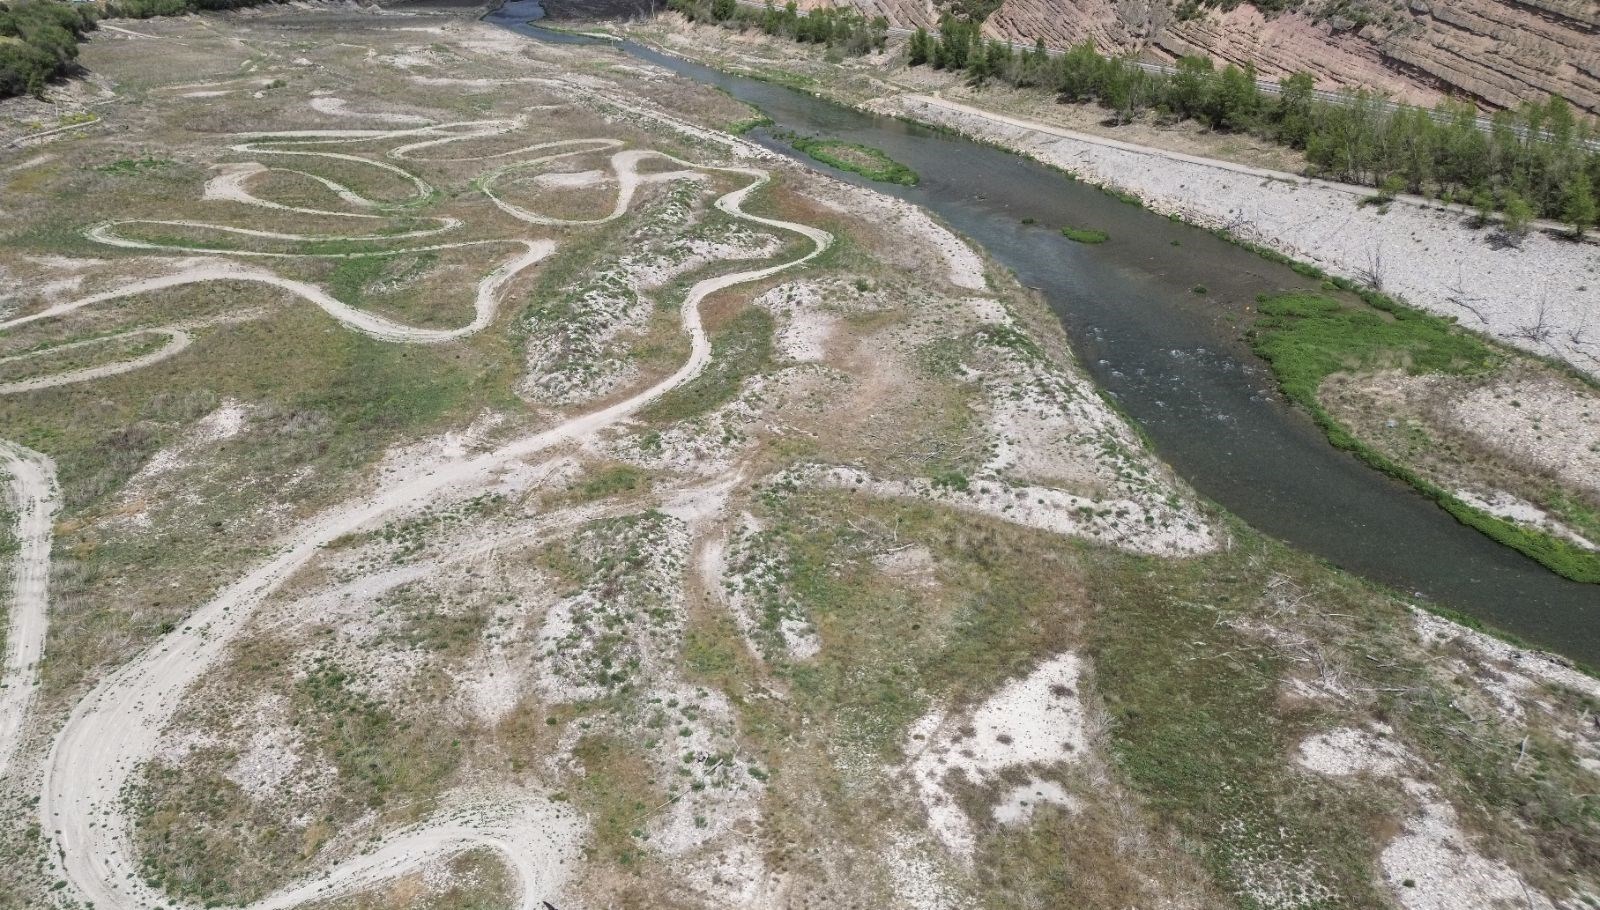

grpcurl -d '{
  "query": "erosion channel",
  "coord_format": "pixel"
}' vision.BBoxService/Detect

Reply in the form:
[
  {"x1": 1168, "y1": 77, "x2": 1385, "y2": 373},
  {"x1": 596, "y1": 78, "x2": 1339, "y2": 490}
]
[{"x1": 487, "y1": 0, "x2": 1600, "y2": 665}]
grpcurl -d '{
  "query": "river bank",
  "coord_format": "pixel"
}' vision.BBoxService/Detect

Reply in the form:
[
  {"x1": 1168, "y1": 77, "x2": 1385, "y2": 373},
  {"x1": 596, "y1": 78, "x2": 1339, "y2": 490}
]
[
  {"x1": 615, "y1": 16, "x2": 1600, "y2": 384},
  {"x1": 500, "y1": 7, "x2": 1600, "y2": 665}
]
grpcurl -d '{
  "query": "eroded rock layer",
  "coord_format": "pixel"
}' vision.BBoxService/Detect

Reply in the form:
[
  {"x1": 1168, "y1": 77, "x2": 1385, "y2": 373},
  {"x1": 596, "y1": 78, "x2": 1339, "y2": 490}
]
[{"x1": 861, "y1": 0, "x2": 1600, "y2": 115}]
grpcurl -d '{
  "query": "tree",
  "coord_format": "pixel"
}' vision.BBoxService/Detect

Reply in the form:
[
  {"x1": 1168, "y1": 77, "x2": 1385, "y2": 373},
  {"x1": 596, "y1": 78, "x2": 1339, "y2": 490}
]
[
  {"x1": 1564, "y1": 174, "x2": 1596, "y2": 239},
  {"x1": 1167, "y1": 55, "x2": 1213, "y2": 121},
  {"x1": 907, "y1": 27, "x2": 929, "y2": 66},
  {"x1": 1209, "y1": 63, "x2": 1260, "y2": 131},
  {"x1": 1272, "y1": 71, "x2": 1315, "y2": 147},
  {"x1": 935, "y1": 17, "x2": 976, "y2": 71},
  {"x1": 711, "y1": 0, "x2": 736, "y2": 22},
  {"x1": 1055, "y1": 41, "x2": 1100, "y2": 102},
  {"x1": 966, "y1": 37, "x2": 993, "y2": 83},
  {"x1": 868, "y1": 15, "x2": 888, "y2": 51},
  {"x1": 1502, "y1": 190, "x2": 1535, "y2": 244},
  {"x1": 1101, "y1": 58, "x2": 1153, "y2": 124},
  {"x1": 1471, "y1": 188, "x2": 1495, "y2": 228}
]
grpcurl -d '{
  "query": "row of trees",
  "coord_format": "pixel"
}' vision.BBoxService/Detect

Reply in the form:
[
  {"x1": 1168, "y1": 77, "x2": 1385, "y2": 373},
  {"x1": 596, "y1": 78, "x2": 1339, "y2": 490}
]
[
  {"x1": 1, "y1": 0, "x2": 281, "y2": 100},
  {"x1": 908, "y1": 20, "x2": 1599, "y2": 235},
  {"x1": 669, "y1": 0, "x2": 888, "y2": 57}
]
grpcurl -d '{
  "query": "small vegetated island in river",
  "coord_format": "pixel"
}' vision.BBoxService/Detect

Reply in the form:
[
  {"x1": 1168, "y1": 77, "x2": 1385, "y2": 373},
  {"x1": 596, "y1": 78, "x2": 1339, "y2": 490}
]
[
  {"x1": 1060, "y1": 225, "x2": 1109, "y2": 244},
  {"x1": 1250, "y1": 289, "x2": 1600, "y2": 583},
  {"x1": 788, "y1": 134, "x2": 918, "y2": 185}
]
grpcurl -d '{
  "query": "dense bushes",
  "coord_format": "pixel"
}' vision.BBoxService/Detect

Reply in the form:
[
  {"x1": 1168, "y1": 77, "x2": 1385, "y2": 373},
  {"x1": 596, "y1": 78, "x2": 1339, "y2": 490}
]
[
  {"x1": 107, "y1": 0, "x2": 278, "y2": 19},
  {"x1": 0, "y1": 0, "x2": 96, "y2": 98},
  {"x1": 669, "y1": 0, "x2": 887, "y2": 57},
  {"x1": 1, "y1": 0, "x2": 281, "y2": 100},
  {"x1": 911, "y1": 21, "x2": 1600, "y2": 234}
]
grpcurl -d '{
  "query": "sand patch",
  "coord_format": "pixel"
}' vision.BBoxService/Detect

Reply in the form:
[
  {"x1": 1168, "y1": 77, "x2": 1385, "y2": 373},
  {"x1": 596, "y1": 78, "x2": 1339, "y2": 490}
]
[
  {"x1": 1295, "y1": 725, "x2": 1411, "y2": 778},
  {"x1": 531, "y1": 168, "x2": 609, "y2": 189},
  {"x1": 1382, "y1": 782, "x2": 1557, "y2": 910},
  {"x1": 906, "y1": 652, "x2": 1088, "y2": 856}
]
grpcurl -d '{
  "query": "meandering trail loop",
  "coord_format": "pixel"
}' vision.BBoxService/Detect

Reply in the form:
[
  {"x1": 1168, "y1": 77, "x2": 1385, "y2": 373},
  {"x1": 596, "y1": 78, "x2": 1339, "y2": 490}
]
[{"x1": 6, "y1": 102, "x2": 830, "y2": 910}]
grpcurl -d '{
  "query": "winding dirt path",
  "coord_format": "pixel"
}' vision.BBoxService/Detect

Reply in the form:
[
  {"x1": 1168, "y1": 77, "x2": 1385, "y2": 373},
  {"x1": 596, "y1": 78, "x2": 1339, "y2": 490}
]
[
  {"x1": 30, "y1": 117, "x2": 831, "y2": 910},
  {"x1": 0, "y1": 329, "x2": 193, "y2": 395},
  {"x1": 0, "y1": 441, "x2": 59, "y2": 780}
]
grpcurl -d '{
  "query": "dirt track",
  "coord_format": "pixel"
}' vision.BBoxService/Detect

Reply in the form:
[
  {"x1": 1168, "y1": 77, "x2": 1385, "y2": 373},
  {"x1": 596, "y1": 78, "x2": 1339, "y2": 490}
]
[
  {"x1": 23, "y1": 101, "x2": 831, "y2": 910},
  {"x1": 0, "y1": 441, "x2": 59, "y2": 780}
]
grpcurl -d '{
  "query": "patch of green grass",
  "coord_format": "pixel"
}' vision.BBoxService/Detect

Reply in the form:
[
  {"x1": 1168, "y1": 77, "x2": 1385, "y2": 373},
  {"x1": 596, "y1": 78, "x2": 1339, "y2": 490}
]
[
  {"x1": 571, "y1": 734, "x2": 662, "y2": 867},
  {"x1": 726, "y1": 114, "x2": 774, "y2": 135},
  {"x1": 95, "y1": 156, "x2": 177, "y2": 175},
  {"x1": 576, "y1": 463, "x2": 649, "y2": 501},
  {"x1": 788, "y1": 136, "x2": 918, "y2": 186},
  {"x1": 1250, "y1": 292, "x2": 1600, "y2": 583},
  {"x1": 757, "y1": 493, "x2": 1081, "y2": 757},
  {"x1": 326, "y1": 251, "x2": 436, "y2": 305},
  {"x1": 1060, "y1": 226, "x2": 1108, "y2": 244},
  {"x1": 644, "y1": 308, "x2": 773, "y2": 423},
  {"x1": 1087, "y1": 545, "x2": 1389, "y2": 908}
]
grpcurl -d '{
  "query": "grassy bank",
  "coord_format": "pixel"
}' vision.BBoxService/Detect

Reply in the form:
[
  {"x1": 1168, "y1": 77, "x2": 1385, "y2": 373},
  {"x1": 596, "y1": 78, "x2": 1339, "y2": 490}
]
[{"x1": 1249, "y1": 291, "x2": 1600, "y2": 584}]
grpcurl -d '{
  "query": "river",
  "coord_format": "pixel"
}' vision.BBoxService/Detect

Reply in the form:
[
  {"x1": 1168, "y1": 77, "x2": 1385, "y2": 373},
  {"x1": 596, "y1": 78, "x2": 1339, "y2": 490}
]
[{"x1": 484, "y1": 0, "x2": 1599, "y2": 665}]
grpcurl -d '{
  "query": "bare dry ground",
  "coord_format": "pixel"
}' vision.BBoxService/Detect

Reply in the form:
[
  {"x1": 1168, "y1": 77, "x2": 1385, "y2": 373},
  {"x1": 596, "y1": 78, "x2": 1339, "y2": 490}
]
[{"x1": 0, "y1": 5, "x2": 1596, "y2": 910}]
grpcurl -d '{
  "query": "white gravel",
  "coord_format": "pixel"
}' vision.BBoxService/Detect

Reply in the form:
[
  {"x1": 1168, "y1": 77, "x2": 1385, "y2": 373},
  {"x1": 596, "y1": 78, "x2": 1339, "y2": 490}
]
[
  {"x1": 1381, "y1": 782, "x2": 1557, "y2": 910},
  {"x1": 1294, "y1": 724, "x2": 1410, "y2": 778}
]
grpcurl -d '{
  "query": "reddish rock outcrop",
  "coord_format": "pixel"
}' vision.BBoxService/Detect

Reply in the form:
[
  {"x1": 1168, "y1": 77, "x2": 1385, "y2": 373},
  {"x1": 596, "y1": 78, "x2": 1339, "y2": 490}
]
[{"x1": 834, "y1": 0, "x2": 1600, "y2": 115}]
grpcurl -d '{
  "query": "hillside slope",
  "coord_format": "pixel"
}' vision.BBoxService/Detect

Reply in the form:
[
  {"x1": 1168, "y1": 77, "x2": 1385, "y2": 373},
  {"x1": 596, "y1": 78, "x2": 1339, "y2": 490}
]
[{"x1": 825, "y1": 0, "x2": 1600, "y2": 116}]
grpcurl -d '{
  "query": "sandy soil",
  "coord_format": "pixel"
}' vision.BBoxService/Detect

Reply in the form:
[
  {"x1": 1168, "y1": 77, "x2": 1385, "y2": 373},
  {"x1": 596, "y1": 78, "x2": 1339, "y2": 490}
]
[
  {"x1": 905, "y1": 652, "x2": 1088, "y2": 857},
  {"x1": 0, "y1": 441, "x2": 59, "y2": 780}
]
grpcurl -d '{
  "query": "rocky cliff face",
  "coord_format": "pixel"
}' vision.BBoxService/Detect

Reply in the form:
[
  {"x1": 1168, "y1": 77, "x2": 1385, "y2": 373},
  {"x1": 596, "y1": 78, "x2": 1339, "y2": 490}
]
[{"x1": 852, "y1": 0, "x2": 1600, "y2": 116}]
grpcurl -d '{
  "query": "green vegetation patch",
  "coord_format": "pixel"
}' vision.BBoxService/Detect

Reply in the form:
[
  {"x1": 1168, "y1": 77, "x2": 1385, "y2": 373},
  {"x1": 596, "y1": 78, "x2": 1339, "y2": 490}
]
[
  {"x1": 644, "y1": 307, "x2": 773, "y2": 423},
  {"x1": 576, "y1": 463, "x2": 650, "y2": 501},
  {"x1": 96, "y1": 156, "x2": 178, "y2": 175},
  {"x1": 1060, "y1": 225, "x2": 1109, "y2": 244},
  {"x1": 1251, "y1": 292, "x2": 1499, "y2": 395},
  {"x1": 1250, "y1": 291, "x2": 1600, "y2": 583},
  {"x1": 726, "y1": 114, "x2": 774, "y2": 135},
  {"x1": 790, "y1": 136, "x2": 919, "y2": 186},
  {"x1": 1087, "y1": 543, "x2": 1395, "y2": 909}
]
